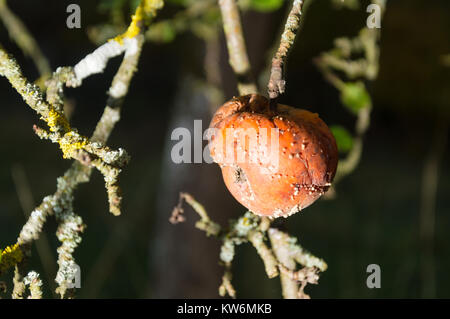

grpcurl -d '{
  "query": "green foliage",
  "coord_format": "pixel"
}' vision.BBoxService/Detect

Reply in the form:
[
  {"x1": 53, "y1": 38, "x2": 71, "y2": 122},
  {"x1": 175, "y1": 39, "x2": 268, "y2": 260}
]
[
  {"x1": 340, "y1": 81, "x2": 371, "y2": 115},
  {"x1": 331, "y1": 0, "x2": 360, "y2": 10},
  {"x1": 247, "y1": 0, "x2": 284, "y2": 12},
  {"x1": 330, "y1": 125, "x2": 353, "y2": 153},
  {"x1": 98, "y1": 0, "x2": 127, "y2": 11},
  {"x1": 166, "y1": 0, "x2": 194, "y2": 7},
  {"x1": 202, "y1": 6, "x2": 221, "y2": 25},
  {"x1": 130, "y1": 0, "x2": 141, "y2": 11},
  {"x1": 147, "y1": 21, "x2": 176, "y2": 42}
]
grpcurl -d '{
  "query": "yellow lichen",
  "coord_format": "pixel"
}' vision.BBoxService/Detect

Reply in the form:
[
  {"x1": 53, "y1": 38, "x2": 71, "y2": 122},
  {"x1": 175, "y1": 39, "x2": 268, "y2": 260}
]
[
  {"x1": 111, "y1": 0, "x2": 164, "y2": 44},
  {"x1": 47, "y1": 108, "x2": 70, "y2": 133},
  {"x1": 0, "y1": 244, "x2": 23, "y2": 274},
  {"x1": 242, "y1": 217, "x2": 251, "y2": 226},
  {"x1": 58, "y1": 132, "x2": 87, "y2": 159},
  {"x1": 113, "y1": 6, "x2": 144, "y2": 44},
  {"x1": 45, "y1": 109, "x2": 87, "y2": 158}
]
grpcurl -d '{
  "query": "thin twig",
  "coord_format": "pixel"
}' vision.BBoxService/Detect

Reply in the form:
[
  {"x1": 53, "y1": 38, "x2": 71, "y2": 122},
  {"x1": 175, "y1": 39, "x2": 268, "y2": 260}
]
[
  {"x1": 12, "y1": 265, "x2": 26, "y2": 299},
  {"x1": 23, "y1": 271, "x2": 43, "y2": 299},
  {"x1": 171, "y1": 192, "x2": 221, "y2": 236},
  {"x1": 248, "y1": 230, "x2": 279, "y2": 278},
  {"x1": 11, "y1": 164, "x2": 57, "y2": 296},
  {"x1": 0, "y1": 0, "x2": 51, "y2": 79},
  {"x1": 269, "y1": 227, "x2": 327, "y2": 298},
  {"x1": 172, "y1": 195, "x2": 327, "y2": 298},
  {"x1": 333, "y1": 105, "x2": 370, "y2": 182},
  {"x1": 219, "y1": 262, "x2": 236, "y2": 298},
  {"x1": 268, "y1": 228, "x2": 299, "y2": 298},
  {"x1": 218, "y1": 0, "x2": 257, "y2": 95},
  {"x1": 268, "y1": 0, "x2": 304, "y2": 108}
]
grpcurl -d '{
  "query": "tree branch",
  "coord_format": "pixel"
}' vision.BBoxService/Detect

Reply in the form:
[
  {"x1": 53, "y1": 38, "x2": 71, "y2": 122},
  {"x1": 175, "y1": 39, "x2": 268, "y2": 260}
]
[
  {"x1": 0, "y1": 0, "x2": 164, "y2": 298},
  {"x1": 218, "y1": 0, "x2": 257, "y2": 95},
  {"x1": 268, "y1": 0, "x2": 304, "y2": 107},
  {"x1": 171, "y1": 194, "x2": 327, "y2": 298}
]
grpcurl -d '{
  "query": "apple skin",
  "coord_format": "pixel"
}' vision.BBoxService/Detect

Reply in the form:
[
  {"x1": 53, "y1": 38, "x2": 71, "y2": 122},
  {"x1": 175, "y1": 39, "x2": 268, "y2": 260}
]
[{"x1": 209, "y1": 94, "x2": 338, "y2": 218}]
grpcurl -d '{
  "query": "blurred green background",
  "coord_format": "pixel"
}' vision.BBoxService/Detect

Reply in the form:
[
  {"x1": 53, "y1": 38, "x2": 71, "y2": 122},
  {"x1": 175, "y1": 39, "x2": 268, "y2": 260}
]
[{"x1": 0, "y1": 0, "x2": 449, "y2": 298}]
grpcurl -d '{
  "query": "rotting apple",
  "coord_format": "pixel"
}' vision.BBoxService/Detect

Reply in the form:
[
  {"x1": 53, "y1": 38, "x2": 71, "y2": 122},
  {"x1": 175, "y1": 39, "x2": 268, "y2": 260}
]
[{"x1": 209, "y1": 94, "x2": 338, "y2": 218}]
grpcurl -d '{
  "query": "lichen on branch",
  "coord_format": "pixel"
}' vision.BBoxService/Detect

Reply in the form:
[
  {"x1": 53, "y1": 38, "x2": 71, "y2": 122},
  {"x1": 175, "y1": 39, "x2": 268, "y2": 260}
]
[
  {"x1": 268, "y1": 0, "x2": 304, "y2": 103},
  {"x1": 0, "y1": 244, "x2": 23, "y2": 276},
  {"x1": 0, "y1": 48, "x2": 130, "y2": 216},
  {"x1": 0, "y1": 0, "x2": 163, "y2": 298},
  {"x1": 171, "y1": 193, "x2": 326, "y2": 298}
]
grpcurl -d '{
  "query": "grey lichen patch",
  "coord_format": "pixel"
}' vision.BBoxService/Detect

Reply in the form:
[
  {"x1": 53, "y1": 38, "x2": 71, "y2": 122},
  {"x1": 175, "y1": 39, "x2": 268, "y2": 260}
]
[
  {"x1": 23, "y1": 271, "x2": 43, "y2": 299},
  {"x1": 220, "y1": 239, "x2": 235, "y2": 264},
  {"x1": 268, "y1": 0, "x2": 304, "y2": 100}
]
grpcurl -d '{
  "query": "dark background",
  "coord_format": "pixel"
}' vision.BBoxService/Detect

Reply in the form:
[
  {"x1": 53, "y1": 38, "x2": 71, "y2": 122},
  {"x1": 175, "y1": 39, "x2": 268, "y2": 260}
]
[{"x1": 0, "y1": 0, "x2": 449, "y2": 298}]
